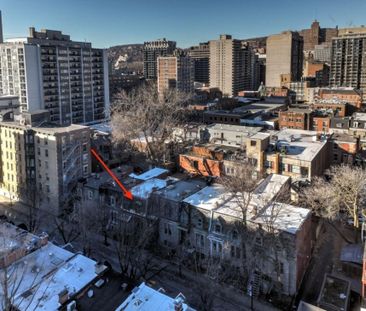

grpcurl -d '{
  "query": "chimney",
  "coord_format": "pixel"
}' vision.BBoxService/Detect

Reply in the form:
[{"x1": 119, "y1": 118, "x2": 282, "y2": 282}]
[
  {"x1": 173, "y1": 294, "x2": 185, "y2": 311},
  {"x1": 0, "y1": 11, "x2": 3, "y2": 43},
  {"x1": 58, "y1": 289, "x2": 69, "y2": 305}
]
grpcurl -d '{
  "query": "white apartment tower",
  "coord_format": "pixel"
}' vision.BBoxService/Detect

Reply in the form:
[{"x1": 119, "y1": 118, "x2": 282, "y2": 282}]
[
  {"x1": 209, "y1": 35, "x2": 256, "y2": 97},
  {"x1": 0, "y1": 27, "x2": 109, "y2": 125}
]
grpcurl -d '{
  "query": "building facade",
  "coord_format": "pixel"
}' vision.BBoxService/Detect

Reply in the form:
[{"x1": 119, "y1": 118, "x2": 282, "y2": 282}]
[
  {"x1": 266, "y1": 31, "x2": 303, "y2": 88},
  {"x1": 143, "y1": 39, "x2": 176, "y2": 80},
  {"x1": 0, "y1": 111, "x2": 91, "y2": 215},
  {"x1": 209, "y1": 35, "x2": 257, "y2": 96},
  {"x1": 157, "y1": 52, "x2": 194, "y2": 94},
  {"x1": 0, "y1": 28, "x2": 109, "y2": 125},
  {"x1": 329, "y1": 33, "x2": 366, "y2": 100},
  {"x1": 188, "y1": 42, "x2": 210, "y2": 85}
]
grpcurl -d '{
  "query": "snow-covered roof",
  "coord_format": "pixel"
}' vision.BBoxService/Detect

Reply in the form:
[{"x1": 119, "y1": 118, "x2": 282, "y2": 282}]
[
  {"x1": 129, "y1": 167, "x2": 169, "y2": 181},
  {"x1": 183, "y1": 184, "x2": 231, "y2": 211},
  {"x1": 90, "y1": 122, "x2": 112, "y2": 134},
  {"x1": 273, "y1": 129, "x2": 328, "y2": 161},
  {"x1": 252, "y1": 202, "x2": 310, "y2": 234},
  {"x1": 183, "y1": 174, "x2": 308, "y2": 234},
  {"x1": 115, "y1": 282, "x2": 196, "y2": 311},
  {"x1": 214, "y1": 174, "x2": 290, "y2": 219},
  {"x1": 0, "y1": 241, "x2": 106, "y2": 311},
  {"x1": 131, "y1": 178, "x2": 168, "y2": 199}
]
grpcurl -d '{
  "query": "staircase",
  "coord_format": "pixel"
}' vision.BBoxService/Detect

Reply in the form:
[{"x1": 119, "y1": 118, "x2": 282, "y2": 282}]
[{"x1": 247, "y1": 270, "x2": 261, "y2": 297}]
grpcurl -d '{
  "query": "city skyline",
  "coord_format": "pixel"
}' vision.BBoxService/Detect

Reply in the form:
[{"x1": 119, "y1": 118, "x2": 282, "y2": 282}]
[{"x1": 1, "y1": 0, "x2": 366, "y2": 48}]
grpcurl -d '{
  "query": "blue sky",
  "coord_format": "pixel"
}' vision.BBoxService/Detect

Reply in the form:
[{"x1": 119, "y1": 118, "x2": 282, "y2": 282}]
[{"x1": 1, "y1": 0, "x2": 366, "y2": 48}]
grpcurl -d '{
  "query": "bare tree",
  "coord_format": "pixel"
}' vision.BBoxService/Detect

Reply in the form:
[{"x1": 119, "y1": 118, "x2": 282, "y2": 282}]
[
  {"x1": 302, "y1": 165, "x2": 366, "y2": 229},
  {"x1": 110, "y1": 83, "x2": 191, "y2": 165},
  {"x1": 114, "y1": 217, "x2": 165, "y2": 283},
  {"x1": 219, "y1": 163, "x2": 261, "y2": 282},
  {"x1": 17, "y1": 182, "x2": 42, "y2": 233}
]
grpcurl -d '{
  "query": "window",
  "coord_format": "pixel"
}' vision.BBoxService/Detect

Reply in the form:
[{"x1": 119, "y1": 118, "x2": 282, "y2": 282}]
[
  {"x1": 164, "y1": 223, "x2": 172, "y2": 235},
  {"x1": 88, "y1": 190, "x2": 93, "y2": 200},
  {"x1": 231, "y1": 246, "x2": 241, "y2": 259},
  {"x1": 195, "y1": 233, "x2": 204, "y2": 247},
  {"x1": 292, "y1": 165, "x2": 300, "y2": 174},
  {"x1": 45, "y1": 149, "x2": 48, "y2": 157},
  {"x1": 232, "y1": 230, "x2": 238, "y2": 240},
  {"x1": 287, "y1": 164, "x2": 293, "y2": 172},
  {"x1": 255, "y1": 236, "x2": 263, "y2": 246},
  {"x1": 250, "y1": 140, "x2": 257, "y2": 147},
  {"x1": 333, "y1": 153, "x2": 338, "y2": 161},
  {"x1": 193, "y1": 160, "x2": 199, "y2": 169},
  {"x1": 109, "y1": 196, "x2": 116, "y2": 207},
  {"x1": 212, "y1": 241, "x2": 222, "y2": 255},
  {"x1": 214, "y1": 223, "x2": 221, "y2": 233},
  {"x1": 279, "y1": 262, "x2": 284, "y2": 274},
  {"x1": 265, "y1": 161, "x2": 273, "y2": 169},
  {"x1": 333, "y1": 143, "x2": 338, "y2": 150},
  {"x1": 197, "y1": 217, "x2": 203, "y2": 228},
  {"x1": 300, "y1": 167, "x2": 309, "y2": 178}
]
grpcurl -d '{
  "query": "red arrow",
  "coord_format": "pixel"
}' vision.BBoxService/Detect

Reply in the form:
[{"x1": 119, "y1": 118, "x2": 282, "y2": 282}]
[{"x1": 90, "y1": 148, "x2": 133, "y2": 200}]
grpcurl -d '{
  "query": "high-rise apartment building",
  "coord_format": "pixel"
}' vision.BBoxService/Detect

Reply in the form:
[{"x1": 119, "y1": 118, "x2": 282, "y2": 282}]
[
  {"x1": 209, "y1": 35, "x2": 257, "y2": 97},
  {"x1": 0, "y1": 11, "x2": 3, "y2": 44},
  {"x1": 0, "y1": 110, "x2": 91, "y2": 215},
  {"x1": 143, "y1": 39, "x2": 176, "y2": 80},
  {"x1": 265, "y1": 31, "x2": 303, "y2": 87},
  {"x1": 157, "y1": 52, "x2": 194, "y2": 94},
  {"x1": 0, "y1": 27, "x2": 109, "y2": 125},
  {"x1": 329, "y1": 32, "x2": 366, "y2": 99},
  {"x1": 188, "y1": 42, "x2": 210, "y2": 85}
]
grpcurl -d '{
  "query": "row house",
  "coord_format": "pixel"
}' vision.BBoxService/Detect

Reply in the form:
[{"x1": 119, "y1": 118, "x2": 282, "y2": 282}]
[{"x1": 180, "y1": 174, "x2": 312, "y2": 296}]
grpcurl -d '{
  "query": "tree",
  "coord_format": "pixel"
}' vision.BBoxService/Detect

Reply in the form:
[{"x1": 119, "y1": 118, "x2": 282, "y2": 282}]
[
  {"x1": 110, "y1": 83, "x2": 191, "y2": 165},
  {"x1": 302, "y1": 165, "x2": 366, "y2": 229},
  {"x1": 219, "y1": 163, "x2": 261, "y2": 283},
  {"x1": 114, "y1": 217, "x2": 165, "y2": 283},
  {"x1": 17, "y1": 182, "x2": 42, "y2": 233}
]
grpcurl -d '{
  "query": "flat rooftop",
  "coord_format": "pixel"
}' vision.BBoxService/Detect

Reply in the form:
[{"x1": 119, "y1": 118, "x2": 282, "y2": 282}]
[
  {"x1": 90, "y1": 122, "x2": 112, "y2": 135},
  {"x1": 153, "y1": 179, "x2": 205, "y2": 202},
  {"x1": 233, "y1": 102, "x2": 286, "y2": 114},
  {"x1": 252, "y1": 202, "x2": 310, "y2": 234},
  {"x1": 270, "y1": 129, "x2": 328, "y2": 161},
  {"x1": 129, "y1": 167, "x2": 169, "y2": 181},
  {"x1": 0, "y1": 221, "x2": 45, "y2": 261},
  {"x1": 183, "y1": 184, "x2": 230, "y2": 211},
  {"x1": 116, "y1": 282, "x2": 196, "y2": 311},
  {"x1": 131, "y1": 178, "x2": 170, "y2": 199},
  {"x1": 0, "y1": 222, "x2": 107, "y2": 311},
  {"x1": 0, "y1": 120, "x2": 89, "y2": 133},
  {"x1": 184, "y1": 174, "x2": 309, "y2": 234},
  {"x1": 207, "y1": 123, "x2": 263, "y2": 135}
]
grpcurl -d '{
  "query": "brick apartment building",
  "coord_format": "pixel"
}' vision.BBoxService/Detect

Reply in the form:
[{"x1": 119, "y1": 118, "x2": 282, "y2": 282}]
[
  {"x1": 319, "y1": 88, "x2": 363, "y2": 109},
  {"x1": 279, "y1": 108, "x2": 312, "y2": 130}
]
